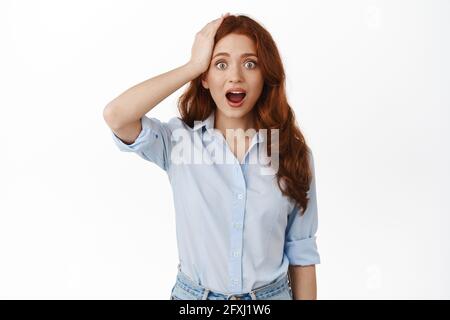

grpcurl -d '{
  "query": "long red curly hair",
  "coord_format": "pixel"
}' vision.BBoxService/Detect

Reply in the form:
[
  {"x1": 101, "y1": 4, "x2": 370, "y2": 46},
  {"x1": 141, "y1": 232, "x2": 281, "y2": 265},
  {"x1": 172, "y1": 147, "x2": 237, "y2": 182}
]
[{"x1": 177, "y1": 14, "x2": 313, "y2": 216}]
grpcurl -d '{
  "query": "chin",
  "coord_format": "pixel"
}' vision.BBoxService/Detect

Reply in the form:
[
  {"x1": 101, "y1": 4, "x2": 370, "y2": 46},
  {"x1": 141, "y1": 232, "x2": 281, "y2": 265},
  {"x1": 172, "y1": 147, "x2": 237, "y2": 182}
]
[
  {"x1": 222, "y1": 106, "x2": 252, "y2": 118},
  {"x1": 219, "y1": 101, "x2": 255, "y2": 116}
]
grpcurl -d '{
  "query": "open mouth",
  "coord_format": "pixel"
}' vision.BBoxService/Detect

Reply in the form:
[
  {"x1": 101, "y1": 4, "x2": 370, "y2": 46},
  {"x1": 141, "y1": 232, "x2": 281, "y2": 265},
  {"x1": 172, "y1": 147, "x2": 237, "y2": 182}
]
[
  {"x1": 225, "y1": 88, "x2": 247, "y2": 107},
  {"x1": 225, "y1": 92, "x2": 246, "y2": 103}
]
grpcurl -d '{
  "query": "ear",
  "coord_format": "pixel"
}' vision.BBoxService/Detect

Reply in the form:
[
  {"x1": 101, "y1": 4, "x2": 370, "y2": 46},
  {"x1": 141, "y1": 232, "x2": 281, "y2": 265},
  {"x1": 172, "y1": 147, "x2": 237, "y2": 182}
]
[{"x1": 201, "y1": 74, "x2": 209, "y2": 90}]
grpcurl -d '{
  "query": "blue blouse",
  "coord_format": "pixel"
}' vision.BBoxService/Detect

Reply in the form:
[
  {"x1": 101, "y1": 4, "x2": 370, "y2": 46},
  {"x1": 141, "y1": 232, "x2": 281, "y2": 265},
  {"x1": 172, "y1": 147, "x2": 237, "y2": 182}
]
[{"x1": 110, "y1": 110, "x2": 320, "y2": 294}]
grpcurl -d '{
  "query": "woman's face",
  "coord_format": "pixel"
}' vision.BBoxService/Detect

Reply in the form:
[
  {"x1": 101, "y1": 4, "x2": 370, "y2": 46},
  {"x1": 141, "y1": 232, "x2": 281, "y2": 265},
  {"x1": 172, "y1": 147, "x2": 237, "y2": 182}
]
[{"x1": 202, "y1": 33, "x2": 264, "y2": 121}]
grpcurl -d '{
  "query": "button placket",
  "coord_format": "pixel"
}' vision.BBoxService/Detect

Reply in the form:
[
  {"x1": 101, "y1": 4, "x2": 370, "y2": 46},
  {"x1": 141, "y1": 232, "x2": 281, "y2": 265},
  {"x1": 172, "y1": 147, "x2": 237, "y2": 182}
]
[
  {"x1": 233, "y1": 222, "x2": 242, "y2": 229},
  {"x1": 229, "y1": 162, "x2": 247, "y2": 292}
]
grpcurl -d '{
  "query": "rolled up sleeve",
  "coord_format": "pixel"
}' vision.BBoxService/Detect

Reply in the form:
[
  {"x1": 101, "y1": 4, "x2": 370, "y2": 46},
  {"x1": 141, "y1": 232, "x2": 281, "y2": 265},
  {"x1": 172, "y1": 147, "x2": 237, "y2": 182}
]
[
  {"x1": 110, "y1": 115, "x2": 172, "y2": 171},
  {"x1": 284, "y1": 149, "x2": 321, "y2": 266}
]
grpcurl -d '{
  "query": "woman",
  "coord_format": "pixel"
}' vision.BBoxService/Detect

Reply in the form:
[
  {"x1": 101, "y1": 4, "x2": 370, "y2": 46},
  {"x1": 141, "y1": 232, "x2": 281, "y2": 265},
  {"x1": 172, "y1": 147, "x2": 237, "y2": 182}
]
[{"x1": 103, "y1": 13, "x2": 320, "y2": 300}]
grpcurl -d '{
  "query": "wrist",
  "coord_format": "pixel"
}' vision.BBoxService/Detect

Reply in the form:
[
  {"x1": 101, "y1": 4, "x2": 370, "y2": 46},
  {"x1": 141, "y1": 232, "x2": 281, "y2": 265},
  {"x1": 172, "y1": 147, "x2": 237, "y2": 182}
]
[{"x1": 185, "y1": 61, "x2": 206, "y2": 78}]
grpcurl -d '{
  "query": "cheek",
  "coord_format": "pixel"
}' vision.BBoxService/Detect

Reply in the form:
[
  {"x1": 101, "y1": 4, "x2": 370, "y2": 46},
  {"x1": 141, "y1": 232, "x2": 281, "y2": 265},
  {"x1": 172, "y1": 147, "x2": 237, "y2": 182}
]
[
  {"x1": 209, "y1": 86, "x2": 225, "y2": 102},
  {"x1": 249, "y1": 78, "x2": 264, "y2": 98},
  {"x1": 248, "y1": 71, "x2": 263, "y2": 85},
  {"x1": 208, "y1": 77, "x2": 225, "y2": 96}
]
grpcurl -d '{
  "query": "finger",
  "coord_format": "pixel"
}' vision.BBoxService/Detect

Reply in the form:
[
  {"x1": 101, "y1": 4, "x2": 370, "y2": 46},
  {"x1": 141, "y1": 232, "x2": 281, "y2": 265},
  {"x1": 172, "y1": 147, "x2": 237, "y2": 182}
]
[
  {"x1": 207, "y1": 18, "x2": 221, "y2": 27},
  {"x1": 215, "y1": 15, "x2": 226, "y2": 25},
  {"x1": 202, "y1": 18, "x2": 221, "y2": 31},
  {"x1": 204, "y1": 14, "x2": 227, "y2": 32},
  {"x1": 212, "y1": 13, "x2": 228, "y2": 25},
  {"x1": 205, "y1": 17, "x2": 224, "y2": 31}
]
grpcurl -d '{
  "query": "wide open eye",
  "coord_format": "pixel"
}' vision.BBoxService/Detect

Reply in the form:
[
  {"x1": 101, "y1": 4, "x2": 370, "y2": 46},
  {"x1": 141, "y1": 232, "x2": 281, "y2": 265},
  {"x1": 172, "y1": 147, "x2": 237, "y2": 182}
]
[
  {"x1": 216, "y1": 61, "x2": 227, "y2": 70},
  {"x1": 215, "y1": 60, "x2": 257, "y2": 70},
  {"x1": 244, "y1": 60, "x2": 257, "y2": 69}
]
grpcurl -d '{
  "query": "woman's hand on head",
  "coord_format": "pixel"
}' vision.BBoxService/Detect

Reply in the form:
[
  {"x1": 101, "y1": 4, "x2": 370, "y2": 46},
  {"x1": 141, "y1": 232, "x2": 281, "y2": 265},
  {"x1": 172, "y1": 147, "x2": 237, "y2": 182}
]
[{"x1": 188, "y1": 13, "x2": 230, "y2": 74}]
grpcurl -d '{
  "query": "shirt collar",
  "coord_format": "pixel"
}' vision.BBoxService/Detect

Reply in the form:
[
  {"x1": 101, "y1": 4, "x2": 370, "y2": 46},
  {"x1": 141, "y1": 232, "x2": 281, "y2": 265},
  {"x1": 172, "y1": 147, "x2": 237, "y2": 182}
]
[
  {"x1": 192, "y1": 110, "x2": 265, "y2": 143},
  {"x1": 192, "y1": 110, "x2": 215, "y2": 131}
]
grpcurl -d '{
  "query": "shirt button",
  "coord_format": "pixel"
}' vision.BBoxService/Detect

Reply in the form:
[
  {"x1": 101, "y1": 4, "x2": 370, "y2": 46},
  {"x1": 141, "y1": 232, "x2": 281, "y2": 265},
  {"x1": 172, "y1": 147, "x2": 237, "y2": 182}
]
[
  {"x1": 237, "y1": 193, "x2": 243, "y2": 200},
  {"x1": 232, "y1": 251, "x2": 240, "y2": 257},
  {"x1": 233, "y1": 223, "x2": 242, "y2": 229}
]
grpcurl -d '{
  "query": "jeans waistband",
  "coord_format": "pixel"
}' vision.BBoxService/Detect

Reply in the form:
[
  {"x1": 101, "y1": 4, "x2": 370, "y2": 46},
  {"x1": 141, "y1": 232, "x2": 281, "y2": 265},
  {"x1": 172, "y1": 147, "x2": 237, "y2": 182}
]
[{"x1": 175, "y1": 263, "x2": 291, "y2": 300}]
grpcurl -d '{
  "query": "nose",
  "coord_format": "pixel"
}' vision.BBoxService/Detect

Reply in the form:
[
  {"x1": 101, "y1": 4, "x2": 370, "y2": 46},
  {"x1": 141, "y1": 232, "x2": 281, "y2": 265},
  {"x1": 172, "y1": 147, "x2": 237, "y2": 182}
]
[{"x1": 228, "y1": 63, "x2": 244, "y2": 83}]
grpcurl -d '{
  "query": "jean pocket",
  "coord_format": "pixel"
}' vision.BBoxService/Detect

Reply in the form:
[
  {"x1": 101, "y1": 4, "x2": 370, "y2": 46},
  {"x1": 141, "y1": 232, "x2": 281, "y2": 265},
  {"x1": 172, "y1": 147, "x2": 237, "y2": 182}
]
[
  {"x1": 170, "y1": 283, "x2": 201, "y2": 300},
  {"x1": 259, "y1": 285, "x2": 293, "y2": 300}
]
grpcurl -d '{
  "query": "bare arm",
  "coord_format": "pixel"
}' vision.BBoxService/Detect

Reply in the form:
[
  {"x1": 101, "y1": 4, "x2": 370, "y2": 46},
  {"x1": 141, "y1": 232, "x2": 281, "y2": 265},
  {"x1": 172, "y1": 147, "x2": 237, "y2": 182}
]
[
  {"x1": 103, "y1": 63, "x2": 201, "y2": 130},
  {"x1": 288, "y1": 265, "x2": 317, "y2": 300},
  {"x1": 103, "y1": 13, "x2": 230, "y2": 133}
]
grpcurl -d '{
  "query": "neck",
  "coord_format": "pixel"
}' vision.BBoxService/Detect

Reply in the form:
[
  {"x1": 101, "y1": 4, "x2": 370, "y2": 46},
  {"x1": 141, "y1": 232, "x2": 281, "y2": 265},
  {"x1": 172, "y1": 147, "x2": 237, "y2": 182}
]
[{"x1": 214, "y1": 110, "x2": 256, "y2": 140}]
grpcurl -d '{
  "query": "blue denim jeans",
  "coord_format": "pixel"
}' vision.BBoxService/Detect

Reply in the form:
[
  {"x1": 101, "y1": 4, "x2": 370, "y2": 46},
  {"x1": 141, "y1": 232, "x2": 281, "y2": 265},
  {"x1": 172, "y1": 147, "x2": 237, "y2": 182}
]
[{"x1": 170, "y1": 265, "x2": 293, "y2": 300}]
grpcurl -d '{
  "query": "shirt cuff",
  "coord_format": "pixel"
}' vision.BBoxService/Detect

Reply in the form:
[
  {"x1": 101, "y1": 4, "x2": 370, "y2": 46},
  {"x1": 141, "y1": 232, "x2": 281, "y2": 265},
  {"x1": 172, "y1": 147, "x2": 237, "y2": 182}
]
[
  {"x1": 285, "y1": 236, "x2": 321, "y2": 266},
  {"x1": 111, "y1": 116, "x2": 158, "y2": 152}
]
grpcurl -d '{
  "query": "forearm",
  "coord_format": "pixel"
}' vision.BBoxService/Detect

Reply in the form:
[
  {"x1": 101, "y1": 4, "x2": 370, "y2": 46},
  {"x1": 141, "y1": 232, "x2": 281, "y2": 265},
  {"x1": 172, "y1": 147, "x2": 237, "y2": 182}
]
[
  {"x1": 288, "y1": 264, "x2": 317, "y2": 300},
  {"x1": 104, "y1": 62, "x2": 201, "y2": 129}
]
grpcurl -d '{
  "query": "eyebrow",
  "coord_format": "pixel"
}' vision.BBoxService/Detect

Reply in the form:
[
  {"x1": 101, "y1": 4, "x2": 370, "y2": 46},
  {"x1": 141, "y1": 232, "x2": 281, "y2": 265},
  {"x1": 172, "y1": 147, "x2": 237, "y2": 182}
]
[{"x1": 212, "y1": 52, "x2": 258, "y2": 59}]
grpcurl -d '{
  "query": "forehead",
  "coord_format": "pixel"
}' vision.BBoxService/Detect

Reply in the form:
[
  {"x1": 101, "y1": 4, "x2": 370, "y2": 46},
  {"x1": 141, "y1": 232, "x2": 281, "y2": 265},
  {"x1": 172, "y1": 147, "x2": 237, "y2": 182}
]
[{"x1": 213, "y1": 34, "x2": 256, "y2": 54}]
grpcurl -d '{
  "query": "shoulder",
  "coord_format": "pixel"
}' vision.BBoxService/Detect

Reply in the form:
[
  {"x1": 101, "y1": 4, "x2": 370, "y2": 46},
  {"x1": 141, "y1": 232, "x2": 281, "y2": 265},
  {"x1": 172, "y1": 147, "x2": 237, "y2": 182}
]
[
  {"x1": 166, "y1": 116, "x2": 193, "y2": 132},
  {"x1": 143, "y1": 115, "x2": 192, "y2": 133}
]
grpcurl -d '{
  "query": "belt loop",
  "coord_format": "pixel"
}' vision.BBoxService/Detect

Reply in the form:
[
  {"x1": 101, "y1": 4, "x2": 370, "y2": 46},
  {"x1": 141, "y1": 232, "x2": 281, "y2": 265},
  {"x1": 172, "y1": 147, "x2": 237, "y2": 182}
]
[
  {"x1": 202, "y1": 288, "x2": 210, "y2": 300},
  {"x1": 250, "y1": 291, "x2": 257, "y2": 300},
  {"x1": 177, "y1": 263, "x2": 181, "y2": 272}
]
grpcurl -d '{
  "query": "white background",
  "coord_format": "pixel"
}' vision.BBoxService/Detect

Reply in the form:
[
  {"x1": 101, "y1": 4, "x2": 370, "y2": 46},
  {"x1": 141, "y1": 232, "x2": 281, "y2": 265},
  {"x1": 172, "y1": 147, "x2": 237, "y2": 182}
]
[{"x1": 1, "y1": 0, "x2": 449, "y2": 299}]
